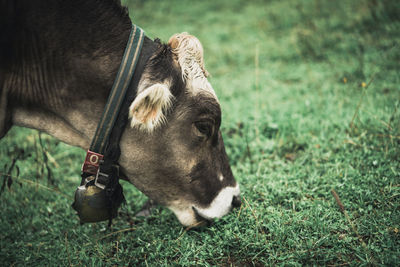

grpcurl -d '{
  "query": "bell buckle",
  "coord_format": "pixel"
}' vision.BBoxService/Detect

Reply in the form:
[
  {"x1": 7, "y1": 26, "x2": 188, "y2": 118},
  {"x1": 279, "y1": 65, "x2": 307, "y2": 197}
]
[{"x1": 95, "y1": 171, "x2": 109, "y2": 190}]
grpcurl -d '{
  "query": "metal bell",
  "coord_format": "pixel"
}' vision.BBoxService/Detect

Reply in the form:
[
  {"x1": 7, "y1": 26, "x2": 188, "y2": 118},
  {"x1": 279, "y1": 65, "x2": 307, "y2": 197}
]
[{"x1": 72, "y1": 176, "x2": 121, "y2": 223}]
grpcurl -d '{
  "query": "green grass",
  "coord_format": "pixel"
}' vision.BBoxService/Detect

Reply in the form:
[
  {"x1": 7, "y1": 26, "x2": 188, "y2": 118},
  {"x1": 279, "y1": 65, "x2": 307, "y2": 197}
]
[{"x1": 1, "y1": 0, "x2": 399, "y2": 265}]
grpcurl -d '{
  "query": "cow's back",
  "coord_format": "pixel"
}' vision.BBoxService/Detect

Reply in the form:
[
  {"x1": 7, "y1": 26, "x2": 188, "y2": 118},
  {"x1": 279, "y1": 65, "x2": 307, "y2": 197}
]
[{"x1": 0, "y1": 0, "x2": 132, "y2": 138}]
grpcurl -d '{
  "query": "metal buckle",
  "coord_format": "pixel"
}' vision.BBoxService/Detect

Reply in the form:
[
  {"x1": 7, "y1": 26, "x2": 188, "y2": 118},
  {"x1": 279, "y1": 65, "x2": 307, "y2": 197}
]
[{"x1": 95, "y1": 171, "x2": 109, "y2": 190}]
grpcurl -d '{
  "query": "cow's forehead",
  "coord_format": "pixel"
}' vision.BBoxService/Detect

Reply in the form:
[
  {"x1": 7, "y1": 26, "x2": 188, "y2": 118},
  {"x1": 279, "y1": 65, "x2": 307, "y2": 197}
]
[
  {"x1": 190, "y1": 93, "x2": 221, "y2": 122},
  {"x1": 189, "y1": 75, "x2": 218, "y2": 101}
]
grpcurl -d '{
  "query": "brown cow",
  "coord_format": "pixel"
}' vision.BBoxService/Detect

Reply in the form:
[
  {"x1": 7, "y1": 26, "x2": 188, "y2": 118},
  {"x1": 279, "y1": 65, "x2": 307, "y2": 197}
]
[{"x1": 0, "y1": 0, "x2": 240, "y2": 226}]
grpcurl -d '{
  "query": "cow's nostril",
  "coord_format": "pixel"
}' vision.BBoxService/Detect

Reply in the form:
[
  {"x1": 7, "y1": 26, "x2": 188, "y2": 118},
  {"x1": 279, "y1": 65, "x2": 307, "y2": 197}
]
[{"x1": 232, "y1": 195, "x2": 241, "y2": 208}]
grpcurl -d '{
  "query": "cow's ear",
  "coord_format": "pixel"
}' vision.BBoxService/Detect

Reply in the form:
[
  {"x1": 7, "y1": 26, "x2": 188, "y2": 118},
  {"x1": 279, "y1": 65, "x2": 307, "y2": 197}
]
[{"x1": 129, "y1": 83, "x2": 173, "y2": 132}]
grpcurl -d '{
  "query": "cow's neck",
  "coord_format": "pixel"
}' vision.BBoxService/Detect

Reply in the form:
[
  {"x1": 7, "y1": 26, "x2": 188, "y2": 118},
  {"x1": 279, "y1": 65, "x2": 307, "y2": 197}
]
[
  {"x1": 13, "y1": 99, "x2": 104, "y2": 149},
  {"x1": 6, "y1": 1, "x2": 148, "y2": 149},
  {"x1": 13, "y1": 36, "x2": 156, "y2": 150}
]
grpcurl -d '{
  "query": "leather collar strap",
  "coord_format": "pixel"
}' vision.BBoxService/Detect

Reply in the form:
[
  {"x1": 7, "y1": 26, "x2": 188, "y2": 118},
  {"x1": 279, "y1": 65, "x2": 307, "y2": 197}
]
[{"x1": 82, "y1": 25, "x2": 144, "y2": 176}]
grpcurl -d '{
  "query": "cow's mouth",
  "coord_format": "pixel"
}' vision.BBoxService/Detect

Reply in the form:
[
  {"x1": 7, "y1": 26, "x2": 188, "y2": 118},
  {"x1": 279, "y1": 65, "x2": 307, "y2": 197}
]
[{"x1": 192, "y1": 207, "x2": 212, "y2": 227}]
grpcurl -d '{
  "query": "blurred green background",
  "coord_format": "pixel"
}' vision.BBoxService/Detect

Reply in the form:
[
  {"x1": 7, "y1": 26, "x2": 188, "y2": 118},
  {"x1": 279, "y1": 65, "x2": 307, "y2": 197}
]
[{"x1": 1, "y1": 0, "x2": 399, "y2": 265}]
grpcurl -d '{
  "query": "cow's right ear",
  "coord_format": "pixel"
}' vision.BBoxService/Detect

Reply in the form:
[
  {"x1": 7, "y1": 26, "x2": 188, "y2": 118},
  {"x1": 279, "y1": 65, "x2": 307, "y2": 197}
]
[{"x1": 129, "y1": 83, "x2": 173, "y2": 132}]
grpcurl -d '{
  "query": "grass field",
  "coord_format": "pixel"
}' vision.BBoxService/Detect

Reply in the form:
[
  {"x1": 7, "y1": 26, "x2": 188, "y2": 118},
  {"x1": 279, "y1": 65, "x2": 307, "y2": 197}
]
[{"x1": 1, "y1": 0, "x2": 399, "y2": 265}]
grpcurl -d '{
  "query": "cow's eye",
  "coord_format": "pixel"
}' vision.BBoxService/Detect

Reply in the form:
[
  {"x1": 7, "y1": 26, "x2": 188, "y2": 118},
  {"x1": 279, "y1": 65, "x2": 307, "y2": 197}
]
[{"x1": 194, "y1": 121, "x2": 213, "y2": 137}]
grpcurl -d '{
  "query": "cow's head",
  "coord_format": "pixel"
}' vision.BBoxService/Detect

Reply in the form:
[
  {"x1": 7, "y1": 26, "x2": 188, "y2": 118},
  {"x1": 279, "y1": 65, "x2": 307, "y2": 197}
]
[{"x1": 118, "y1": 33, "x2": 240, "y2": 226}]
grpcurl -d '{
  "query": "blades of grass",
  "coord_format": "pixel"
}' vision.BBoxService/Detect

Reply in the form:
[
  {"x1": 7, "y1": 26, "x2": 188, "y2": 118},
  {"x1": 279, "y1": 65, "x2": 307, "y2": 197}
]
[
  {"x1": 0, "y1": 172, "x2": 72, "y2": 200},
  {"x1": 349, "y1": 73, "x2": 377, "y2": 131},
  {"x1": 96, "y1": 227, "x2": 136, "y2": 241},
  {"x1": 64, "y1": 232, "x2": 72, "y2": 267},
  {"x1": 331, "y1": 189, "x2": 376, "y2": 265}
]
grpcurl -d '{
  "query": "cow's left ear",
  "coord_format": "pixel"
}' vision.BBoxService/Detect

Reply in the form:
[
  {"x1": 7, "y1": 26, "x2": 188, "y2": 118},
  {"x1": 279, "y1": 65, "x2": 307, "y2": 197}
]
[{"x1": 129, "y1": 83, "x2": 173, "y2": 132}]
